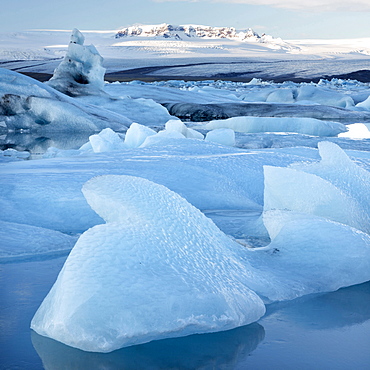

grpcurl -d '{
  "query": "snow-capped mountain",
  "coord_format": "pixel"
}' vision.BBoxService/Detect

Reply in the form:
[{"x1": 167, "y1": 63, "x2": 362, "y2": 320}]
[
  {"x1": 113, "y1": 24, "x2": 301, "y2": 53},
  {"x1": 115, "y1": 24, "x2": 262, "y2": 41}
]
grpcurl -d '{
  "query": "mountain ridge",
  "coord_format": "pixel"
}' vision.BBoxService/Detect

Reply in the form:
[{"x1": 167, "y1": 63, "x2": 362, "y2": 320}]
[{"x1": 115, "y1": 23, "x2": 266, "y2": 41}]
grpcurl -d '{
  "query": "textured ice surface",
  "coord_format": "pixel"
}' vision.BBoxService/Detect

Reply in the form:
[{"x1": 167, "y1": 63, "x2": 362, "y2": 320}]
[
  {"x1": 31, "y1": 175, "x2": 266, "y2": 352},
  {"x1": 0, "y1": 221, "x2": 76, "y2": 262},
  {"x1": 46, "y1": 29, "x2": 106, "y2": 97},
  {"x1": 205, "y1": 116, "x2": 347, "y2": 137},
  {"x1": 356, "y1": 95, "x2": 370, "y2": 110},
  {"x1": 0, "y1": 68, "x2": 130, "y2": 132}
]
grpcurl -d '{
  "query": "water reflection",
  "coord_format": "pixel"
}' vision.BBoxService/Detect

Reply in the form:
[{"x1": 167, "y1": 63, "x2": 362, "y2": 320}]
[
  {"x1": 31, "y1": 323, "x2": 264, "y2": 370},
  {"x1": 30, "y1": 282, "x2": 370, "y2": 369},
  {"x1": 0, "y1": 132, "x2": 90, "y2": 157},
  {"x1": 265, "y1": 281, "x2": 370, "y2": 330}
]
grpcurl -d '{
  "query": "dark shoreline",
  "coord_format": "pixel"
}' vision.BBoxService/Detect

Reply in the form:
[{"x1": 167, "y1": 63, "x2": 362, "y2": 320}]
[{"x1": 19, "y1": 68, "x2": 370, "y2": 84}]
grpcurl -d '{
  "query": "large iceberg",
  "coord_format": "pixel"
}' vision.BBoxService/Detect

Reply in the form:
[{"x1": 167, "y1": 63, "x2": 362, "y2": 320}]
[
  {"x1": 31, "y1": 167, "x2": 370, "y2": 352},
  {"x1": 31, "y1": 175, "x2": 266, "y2": 352},
  {"x1": 259, "y1": 142, "x2": 370, "y2": 300}
]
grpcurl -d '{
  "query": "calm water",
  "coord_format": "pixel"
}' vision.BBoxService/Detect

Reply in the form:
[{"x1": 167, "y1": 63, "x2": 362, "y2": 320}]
[{"x1": 1, "y1": 256, "x2": 370, "y2": 369}]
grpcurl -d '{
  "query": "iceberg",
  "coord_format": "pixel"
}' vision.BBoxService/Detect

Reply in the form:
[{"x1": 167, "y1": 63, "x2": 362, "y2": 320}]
[
  {"x1": 263, "y1": 165, "x2": 370, "y2": 234},
  {"x1": 31, "y1": 171, "x2": 370, "y2": 352},
  {"x1": 46, "y1": 29, "x2": 106, "y2": 97},
  {"x1": 31, "y1": 175, "x2": 266, "y2": 352},
  {"x1": 88, "y1": 128, "x2": 125, "y2": 153},
  {"x1": 291, "y1": 141, "x2": 370, "y2": 217},
  {"x1": 123, "y1": 122, "x2": 157, "y2": 148},
  {"x1": 164, "y1": 119, "x2": 204, "y2": 139},
  {"x1": 163, "y1": 102, "x2": 370, "y2": 122},
  {"x1": 258, "y1": 142, "x2": 370, "y2": 300},
  {"x1": 259, "y1": 210, "x2": 370, "y2": 301}
]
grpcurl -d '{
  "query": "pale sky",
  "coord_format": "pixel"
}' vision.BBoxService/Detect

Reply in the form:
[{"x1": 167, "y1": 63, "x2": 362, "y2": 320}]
[{"x1": 1, "y1": 0, "x2": 369, "y2": 39}]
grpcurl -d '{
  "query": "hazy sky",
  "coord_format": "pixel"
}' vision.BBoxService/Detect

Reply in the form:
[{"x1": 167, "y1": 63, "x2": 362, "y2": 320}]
[{"x1": 1, "y1": 0, "x2": 369, "y2": 39}]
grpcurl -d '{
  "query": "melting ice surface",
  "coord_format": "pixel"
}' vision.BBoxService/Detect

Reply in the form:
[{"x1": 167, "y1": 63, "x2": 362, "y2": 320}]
[{"x1": 30, "y1": 143, "x2": 370, "y2": 353}]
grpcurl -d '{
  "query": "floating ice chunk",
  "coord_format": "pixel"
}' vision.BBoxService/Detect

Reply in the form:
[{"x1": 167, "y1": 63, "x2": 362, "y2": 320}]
[
  {"x1": 31, "y1": 174, "x2": 370, "y2": 351},
  {"x1": 339, "y1": 123, "x2": 370, "y2": 139},
  {"x1": 123, "y1": 122, "x2": 156, "y2": 148},
  {"x1": 165, "y1": 119, "x2": 188, "y2": 135},
  {"x1": 140, "y1": 130, "x2": 186, "y2": 147},
  {"x1": 290, "y1": 141, "x2": 370, "y2": 227},
  {"x1": 79, "y1": 141, "x2": 93, "y2": 151},
  {"x1": 70, "y1": 28, "x2": 84, "y2": 45},
  {"x1": 46, "y1": 29, "x2": 106, "y2": 97},
  {"x1": 205, "y1": 128, "x2": 235, "y2": 147},
  {"x1": 165, "y1": 119, "x2": 204, "y2": 139},
  {"x1": 186, "y1": 127, "x2": 205, "y2": 139},
  {"x1": 258, "y1": 210, "x2": 370, "y2": 301},
  {"x1": 356, "y1": 95, "x2": 370, "y2": 110},
  {"x1": 31, "y1": 323, "x2": 264, "y2": 370},
  {"x1": 263, "y1": 165, "x2": 370, "y2": 233},
  {"x1": 89, "y1": 128, "x2": 125, "y2": 153},
  {"x1": 0, "y1": 220, "x2": 77, "y2": 262},
  {"x1": 205, "y1": 116, "x2": 347, "y2": 137},
  {"x1": 31, "y1": 175, "x2": 266, "y2": 352}
]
